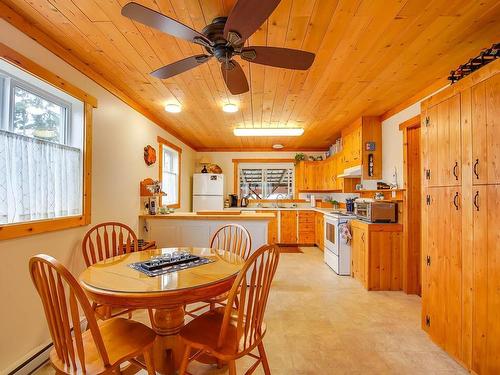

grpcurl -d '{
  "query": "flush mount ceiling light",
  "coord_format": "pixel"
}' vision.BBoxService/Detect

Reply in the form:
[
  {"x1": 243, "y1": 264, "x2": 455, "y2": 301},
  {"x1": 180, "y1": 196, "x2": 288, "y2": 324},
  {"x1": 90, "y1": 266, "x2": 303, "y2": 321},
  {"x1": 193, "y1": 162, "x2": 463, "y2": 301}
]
[
  {"x1": 222, "y1": 103, "x2": 239, "y2": 113},
  {"x1": 272, "y1": 144, "x2": 285, "y2": 149},
  {"x1": 164, "y1": 103, "x2": 181, "y2": 113},
  {"x1": 233, "y1": 128, "x2": 304, "y2": 137}
]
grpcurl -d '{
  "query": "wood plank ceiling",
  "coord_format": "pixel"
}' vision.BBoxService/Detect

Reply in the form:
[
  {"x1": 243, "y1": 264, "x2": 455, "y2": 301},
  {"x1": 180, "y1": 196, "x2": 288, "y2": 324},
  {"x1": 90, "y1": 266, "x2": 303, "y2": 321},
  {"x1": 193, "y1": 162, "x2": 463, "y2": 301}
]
[{"x1": 1, "y1": 0, "x2": 499, "y2": 151}]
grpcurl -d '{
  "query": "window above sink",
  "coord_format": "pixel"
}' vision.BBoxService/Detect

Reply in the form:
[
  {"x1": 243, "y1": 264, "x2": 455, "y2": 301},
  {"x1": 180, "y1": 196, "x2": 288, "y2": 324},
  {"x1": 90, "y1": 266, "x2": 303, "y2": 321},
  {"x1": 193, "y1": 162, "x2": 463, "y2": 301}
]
[{"x1": 238, "y1": 162, "x2": 294, "y2": 200}]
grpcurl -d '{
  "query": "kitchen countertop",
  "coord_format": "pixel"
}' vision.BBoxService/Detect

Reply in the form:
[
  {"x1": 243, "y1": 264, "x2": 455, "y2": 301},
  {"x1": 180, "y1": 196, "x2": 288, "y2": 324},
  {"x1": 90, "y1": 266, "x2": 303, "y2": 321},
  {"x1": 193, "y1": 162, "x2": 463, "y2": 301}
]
[
  {"x1": 224, "y1": 206, "x2": 341, "y2": 217},
  {"x1": 350, "y1": 219, "x2": 403, "y2": 230},
  {"x1": 139, "y1": 212, "x2": 275, "y2": 220}
]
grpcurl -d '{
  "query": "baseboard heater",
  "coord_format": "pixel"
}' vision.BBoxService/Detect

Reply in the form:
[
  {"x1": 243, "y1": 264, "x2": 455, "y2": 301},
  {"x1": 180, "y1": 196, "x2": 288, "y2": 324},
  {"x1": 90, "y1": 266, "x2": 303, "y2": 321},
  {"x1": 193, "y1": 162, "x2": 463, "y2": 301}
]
[
  {"x1": 7, "y1": 343, "x2": 51, "y2": 375},
  {"x1": 7, "y1": 319, "x2": 87, "y2": 375}
]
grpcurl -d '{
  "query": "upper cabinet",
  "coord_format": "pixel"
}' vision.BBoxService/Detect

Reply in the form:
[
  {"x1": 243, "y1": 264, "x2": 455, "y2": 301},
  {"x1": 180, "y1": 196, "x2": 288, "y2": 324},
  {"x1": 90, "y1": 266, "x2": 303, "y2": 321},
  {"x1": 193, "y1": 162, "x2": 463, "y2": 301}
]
[
  {"x1": 422, "y1": 94, "x2": 462, "y2": 187},
  {"x1": 471, "y1": 73, "x2": 499, "y2": 185},
  {"x1": 295, "y1": 116, "x2": 381, "y2": 193}
]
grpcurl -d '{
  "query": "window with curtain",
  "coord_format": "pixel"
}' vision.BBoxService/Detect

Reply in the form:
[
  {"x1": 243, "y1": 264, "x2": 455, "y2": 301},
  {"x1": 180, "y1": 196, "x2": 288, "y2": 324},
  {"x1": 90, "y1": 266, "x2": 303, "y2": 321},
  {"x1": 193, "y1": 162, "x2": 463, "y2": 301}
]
[
  {"x1": 239, "y1": 163, "x2": 294, "y2": 199},
  {"x1": 160, "y1": 140, "x2": 181, "y2": 207},
  {"x1": 0, "y1": 61, "x2": 84, "y2": 225}
]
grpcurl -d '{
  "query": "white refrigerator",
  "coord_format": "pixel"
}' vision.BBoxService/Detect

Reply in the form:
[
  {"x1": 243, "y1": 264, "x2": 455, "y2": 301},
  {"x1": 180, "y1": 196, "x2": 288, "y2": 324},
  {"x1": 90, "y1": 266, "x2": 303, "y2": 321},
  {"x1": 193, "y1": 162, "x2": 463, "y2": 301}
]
[{"x1": 192, "y1": 174, "x2": 224, "y2": 211}]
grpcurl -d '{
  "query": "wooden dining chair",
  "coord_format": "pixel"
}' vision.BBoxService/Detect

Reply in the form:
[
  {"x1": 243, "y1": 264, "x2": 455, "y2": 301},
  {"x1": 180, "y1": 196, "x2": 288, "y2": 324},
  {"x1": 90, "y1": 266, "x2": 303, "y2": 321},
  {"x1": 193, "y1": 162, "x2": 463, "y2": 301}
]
[
  {"x1": 178, "y1": 244, "x2": 280, "y2": 375},
  {"x1": 82, "y1": 222, "x2": 139, "y2": 267},
  {"x1": 29, "y1": 254, "x2": 156, "y2": 375},
  {"x1": 82, "y1": 222, "x2": 139, "y2": 321},
  {"x1": 186, "y1": 224, "x2": 252, "y2": 317}
]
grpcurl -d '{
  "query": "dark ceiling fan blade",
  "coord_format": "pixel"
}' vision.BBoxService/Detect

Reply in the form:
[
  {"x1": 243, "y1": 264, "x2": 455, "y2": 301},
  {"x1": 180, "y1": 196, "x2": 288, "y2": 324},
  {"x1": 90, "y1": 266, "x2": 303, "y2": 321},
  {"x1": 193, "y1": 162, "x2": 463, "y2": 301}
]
[
  {"x1": 151, "y1": 55, "x2": 211, "y2": 79},
  {"x1": 122, "y1": 2, "x2": 212, "y2": 47},
  {"x1": 224, "y1": 0, "x2": 281, "y2": 44},
  {"x1": 241, "y1": 47, "x2": 315, "y2": 70},
  {"x1": 221, "y1": 60, "x2": 249, "y2": 95}
]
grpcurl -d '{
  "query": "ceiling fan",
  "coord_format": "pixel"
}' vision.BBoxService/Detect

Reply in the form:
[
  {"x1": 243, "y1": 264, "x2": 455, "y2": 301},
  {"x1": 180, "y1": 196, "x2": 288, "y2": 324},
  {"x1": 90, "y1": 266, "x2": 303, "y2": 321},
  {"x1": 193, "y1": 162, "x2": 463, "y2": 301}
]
[{"x1": 121, "y1": 1, "x2": 315, "y2": 95}]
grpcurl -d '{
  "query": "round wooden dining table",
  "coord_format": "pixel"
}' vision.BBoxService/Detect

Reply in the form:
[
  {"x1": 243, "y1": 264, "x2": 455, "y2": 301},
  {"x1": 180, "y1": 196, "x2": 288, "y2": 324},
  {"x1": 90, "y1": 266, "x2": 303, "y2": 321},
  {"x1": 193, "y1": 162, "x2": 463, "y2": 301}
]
[{"x1": 79, "y1": 247, "x2": 244, "y2": 375}]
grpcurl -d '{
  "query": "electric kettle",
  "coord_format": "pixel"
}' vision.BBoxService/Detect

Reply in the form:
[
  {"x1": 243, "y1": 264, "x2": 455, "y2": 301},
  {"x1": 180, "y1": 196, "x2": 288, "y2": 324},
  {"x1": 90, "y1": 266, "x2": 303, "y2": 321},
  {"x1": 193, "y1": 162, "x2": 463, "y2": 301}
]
[{"x1": 240, "y1": 196, "x2": 249, "y2": 207}]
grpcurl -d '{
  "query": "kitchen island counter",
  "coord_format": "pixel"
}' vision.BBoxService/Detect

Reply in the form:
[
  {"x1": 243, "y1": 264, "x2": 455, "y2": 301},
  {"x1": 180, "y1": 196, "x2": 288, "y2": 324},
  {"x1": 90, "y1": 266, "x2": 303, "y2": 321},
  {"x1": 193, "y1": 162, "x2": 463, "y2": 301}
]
[
  {"x1": 140, "y1": 212, "x2": 275, "y2": 220},
  {"x1": 139, "y1": 212, "x2": 273, "y2": 254}
]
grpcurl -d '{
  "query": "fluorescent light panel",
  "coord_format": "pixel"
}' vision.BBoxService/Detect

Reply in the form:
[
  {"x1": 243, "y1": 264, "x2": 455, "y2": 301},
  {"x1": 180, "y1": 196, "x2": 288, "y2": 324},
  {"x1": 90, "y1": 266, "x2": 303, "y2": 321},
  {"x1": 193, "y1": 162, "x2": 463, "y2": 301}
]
[{"x1": 233, "y1": 128, "x2": 304, "y2": 137}]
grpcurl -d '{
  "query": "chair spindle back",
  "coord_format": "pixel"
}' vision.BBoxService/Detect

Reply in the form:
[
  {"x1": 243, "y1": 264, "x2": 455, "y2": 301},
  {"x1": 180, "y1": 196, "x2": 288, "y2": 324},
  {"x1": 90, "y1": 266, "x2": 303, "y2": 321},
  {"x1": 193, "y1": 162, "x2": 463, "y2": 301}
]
[
  {"x1": 218, "y1": 244, "x2": 280, "y2": 353},
  {"x1": 29, "y1": 254, "x2": 110, "y2": 373},
  {"x1": 210, "y1": 224, "x2": 252, "y2": 260},
  {"x1": 82, "y1": 222, "x2": 138, "y2": 267}
]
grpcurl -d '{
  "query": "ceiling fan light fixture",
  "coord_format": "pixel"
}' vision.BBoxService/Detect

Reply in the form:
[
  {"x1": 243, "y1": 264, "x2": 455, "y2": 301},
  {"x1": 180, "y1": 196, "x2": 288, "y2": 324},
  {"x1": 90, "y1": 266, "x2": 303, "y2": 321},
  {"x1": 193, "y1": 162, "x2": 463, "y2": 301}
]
[
  {"x1": 223, "y1": 103, "x2": 239, "y2": 113},
  {"x1": 233, "y1": 128, "x2": 304, "y2": 137},
  {"x1": 164, "y1": 103, "x2": 182, "y2": 113}
]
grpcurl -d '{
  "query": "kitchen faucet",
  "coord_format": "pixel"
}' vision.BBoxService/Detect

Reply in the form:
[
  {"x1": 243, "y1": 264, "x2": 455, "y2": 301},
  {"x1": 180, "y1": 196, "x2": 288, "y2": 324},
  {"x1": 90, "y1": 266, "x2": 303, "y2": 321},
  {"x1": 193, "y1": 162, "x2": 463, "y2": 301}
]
[{"x1": 275, "y1": 193, "x2": 286, "y2": 208}]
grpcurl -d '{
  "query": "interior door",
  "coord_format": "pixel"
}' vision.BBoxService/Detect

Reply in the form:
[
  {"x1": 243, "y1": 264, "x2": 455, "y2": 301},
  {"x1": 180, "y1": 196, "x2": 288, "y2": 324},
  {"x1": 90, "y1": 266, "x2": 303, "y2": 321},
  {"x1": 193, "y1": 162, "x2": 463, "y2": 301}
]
[
  {"x1": 424, "y1": 94, "x2": 461, "y2": 187},
  {"x1": 423, "y1": 187, "x2": 462, "y2": 361},
  {"x1": 471, "y1": 73, "x2": 500, "y2": 185},
  {"x1": 472, "y1": 185, "x2": 500, "y2": 374}
]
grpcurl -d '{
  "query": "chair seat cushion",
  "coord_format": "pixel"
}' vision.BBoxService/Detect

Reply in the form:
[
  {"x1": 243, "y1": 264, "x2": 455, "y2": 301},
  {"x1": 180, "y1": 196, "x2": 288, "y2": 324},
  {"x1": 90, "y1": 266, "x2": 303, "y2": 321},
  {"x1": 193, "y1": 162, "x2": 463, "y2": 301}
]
[
  {"x1": 50, "y1": 317, "x2": 155, "y2": 374},
  {"x1": 180, "y1": 307, "x2": 266, "y2": 356}
]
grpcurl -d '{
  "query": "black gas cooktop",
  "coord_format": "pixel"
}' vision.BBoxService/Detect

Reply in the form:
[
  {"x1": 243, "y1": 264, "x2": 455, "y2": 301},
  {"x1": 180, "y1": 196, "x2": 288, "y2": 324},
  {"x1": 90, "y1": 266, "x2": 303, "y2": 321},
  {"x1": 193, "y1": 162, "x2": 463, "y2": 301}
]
[{"x1": 129, "y1": 251, "x2": 214, "y2": 277}]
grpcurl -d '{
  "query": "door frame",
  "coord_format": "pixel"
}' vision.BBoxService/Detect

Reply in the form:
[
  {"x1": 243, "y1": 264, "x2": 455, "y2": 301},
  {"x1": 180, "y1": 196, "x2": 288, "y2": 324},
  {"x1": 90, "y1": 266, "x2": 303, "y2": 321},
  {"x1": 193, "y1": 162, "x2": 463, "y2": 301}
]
[{"x1": 400, "y1": 115, "x2": 422, "y2": 295}]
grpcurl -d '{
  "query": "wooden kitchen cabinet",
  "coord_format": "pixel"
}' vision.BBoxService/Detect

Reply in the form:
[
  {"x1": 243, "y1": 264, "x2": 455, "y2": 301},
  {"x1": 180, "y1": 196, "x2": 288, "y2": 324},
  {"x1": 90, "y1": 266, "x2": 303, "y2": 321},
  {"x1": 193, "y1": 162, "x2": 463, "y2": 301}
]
[
  {"x1": 472, "y1": 185, "x2": 500, "y2": 374},
  {"x1": 295, "y1": 116, "x2": 381, "y2": 193},
  {"x1": 315, "y1": 212, "x2": 324, "y2": 250},
  {"x1": 420, "y1": 65, "x2": 499, "y2": 374},
  {"x1": 350, "y1": 220, "x2": 403, "y2": 291},
  {"x1": 471, "y1": 72, "x2": 500, "y2": 185},
  {"x1": 421, "y1": 187, "x2": 462, "y2": 361},
  {"x1": 298, "y1": 211, "x2": 315, "y2": 244},
  {"x1": 341, "y1": 116, "x2": 382, "y2": 179},
  {"x1": 258, "y1": 210, "x2": 278, "y2": 244},
  {"x1": 280, "y1": 210, "x2": 297, "y2": 244},
  {"x1": 351, "y1": 224, "x2": 368, "y2": 285},
  {"x1": 422, "y1": 94, "x2": 461, "y2": 187}
]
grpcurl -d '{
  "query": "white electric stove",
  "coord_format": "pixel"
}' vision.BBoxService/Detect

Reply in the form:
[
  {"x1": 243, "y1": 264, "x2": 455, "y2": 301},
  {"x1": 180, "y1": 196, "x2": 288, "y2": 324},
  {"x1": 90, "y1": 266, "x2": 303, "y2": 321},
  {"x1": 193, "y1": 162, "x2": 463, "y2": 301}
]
[{"x1": 324, "y1": 211, "x2": 356, "y2": 275}]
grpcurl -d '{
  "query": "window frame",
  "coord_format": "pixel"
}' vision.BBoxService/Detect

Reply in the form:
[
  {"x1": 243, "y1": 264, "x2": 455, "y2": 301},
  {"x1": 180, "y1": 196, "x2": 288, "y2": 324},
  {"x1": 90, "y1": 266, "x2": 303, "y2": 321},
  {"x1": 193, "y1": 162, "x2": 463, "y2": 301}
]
[
  {"x1": 0, "y1": 44, "x2": 96, "y2": 240},
  {"x1": 158, "y1": 136, "x2": 182, "y2": 209},
  {"x1": 8, "y1": 77, "x2": 72, "y2": 145},
  {"x1": 232, "y1": 158, "x2": 296, "y2": 200}
]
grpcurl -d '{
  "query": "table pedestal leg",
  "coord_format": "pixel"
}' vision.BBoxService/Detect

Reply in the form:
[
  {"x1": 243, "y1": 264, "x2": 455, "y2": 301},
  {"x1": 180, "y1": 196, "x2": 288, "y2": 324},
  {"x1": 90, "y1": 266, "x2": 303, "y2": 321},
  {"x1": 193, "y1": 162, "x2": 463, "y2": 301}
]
[{"x1": 149, "y1": 306, "x2": 186, "y2": 375}]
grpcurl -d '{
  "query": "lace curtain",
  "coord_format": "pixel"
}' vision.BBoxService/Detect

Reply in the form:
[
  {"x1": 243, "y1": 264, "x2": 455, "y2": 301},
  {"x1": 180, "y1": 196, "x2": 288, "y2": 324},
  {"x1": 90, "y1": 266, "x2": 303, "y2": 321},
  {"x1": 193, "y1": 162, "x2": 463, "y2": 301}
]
[{"x1": 0, "y1": 130, "x2": 82, "y2": 224}]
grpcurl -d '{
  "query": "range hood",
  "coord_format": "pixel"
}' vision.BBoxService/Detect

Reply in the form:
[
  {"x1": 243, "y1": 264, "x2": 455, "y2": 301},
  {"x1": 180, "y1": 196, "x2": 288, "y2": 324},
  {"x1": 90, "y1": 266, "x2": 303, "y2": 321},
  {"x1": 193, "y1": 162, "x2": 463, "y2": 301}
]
[{"x1": 337, "y1": 165, "x2": 362, "y2": 178}]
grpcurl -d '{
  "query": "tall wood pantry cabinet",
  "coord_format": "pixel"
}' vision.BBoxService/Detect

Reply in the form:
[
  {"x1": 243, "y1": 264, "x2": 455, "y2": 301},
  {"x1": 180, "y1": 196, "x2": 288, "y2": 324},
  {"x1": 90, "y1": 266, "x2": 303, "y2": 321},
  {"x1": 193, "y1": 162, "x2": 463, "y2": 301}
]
[{"x1": 421, "y1": 59, "x2": 499, "y2": 374}]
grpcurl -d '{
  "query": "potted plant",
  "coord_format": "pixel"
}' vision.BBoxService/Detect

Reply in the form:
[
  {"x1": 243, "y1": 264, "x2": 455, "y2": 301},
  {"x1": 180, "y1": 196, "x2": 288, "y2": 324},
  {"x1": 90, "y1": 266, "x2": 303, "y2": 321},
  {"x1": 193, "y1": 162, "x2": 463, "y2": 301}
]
[{"x1": 294, "y1": 153, "x2": 306, "y2": 164}]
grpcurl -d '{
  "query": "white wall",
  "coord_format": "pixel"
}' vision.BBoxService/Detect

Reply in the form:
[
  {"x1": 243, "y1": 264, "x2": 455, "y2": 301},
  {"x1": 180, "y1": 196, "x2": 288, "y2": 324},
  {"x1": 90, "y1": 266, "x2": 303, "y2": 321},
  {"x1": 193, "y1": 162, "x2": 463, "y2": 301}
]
[
  {"x1": 380, "y1": 102, "x2": 420, "y2": 188},
  {"x1": 0, "y1": 19, "x2": 195, "y2": 373},
  {"x1": 195, "y1": 151, "x2": 324, "y2": 198},
  {"x1": 380, "y1": 86, "x2": 448, "y2": 188}
]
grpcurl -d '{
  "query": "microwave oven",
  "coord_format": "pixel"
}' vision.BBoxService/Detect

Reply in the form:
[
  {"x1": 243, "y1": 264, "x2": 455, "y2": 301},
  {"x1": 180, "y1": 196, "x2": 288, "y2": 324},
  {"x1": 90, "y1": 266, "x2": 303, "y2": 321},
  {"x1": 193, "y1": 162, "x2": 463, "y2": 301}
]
[{"x1": 355, "y1": 201, "x2": 397, "y2": 223}]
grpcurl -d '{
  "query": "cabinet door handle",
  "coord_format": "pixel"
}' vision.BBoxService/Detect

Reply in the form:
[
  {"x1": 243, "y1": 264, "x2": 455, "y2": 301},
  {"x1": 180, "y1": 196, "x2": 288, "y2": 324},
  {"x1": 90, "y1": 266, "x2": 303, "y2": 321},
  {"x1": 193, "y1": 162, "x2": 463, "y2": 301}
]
[
  {"x1": 473, "y1": 191, "x2": 480, "y2": 211},
  {"x1": 453, "y1": 192, "x2": 459, "y2": 210},
  {"x1": 361, "y1": 232, "x2": 365, "y2": 242},
  {"x1": 473, "y1": 159, "x2": 479, "y2": 179},
  {"x1": 453, "y1": 162, "x2": 459, "y2": 181}
]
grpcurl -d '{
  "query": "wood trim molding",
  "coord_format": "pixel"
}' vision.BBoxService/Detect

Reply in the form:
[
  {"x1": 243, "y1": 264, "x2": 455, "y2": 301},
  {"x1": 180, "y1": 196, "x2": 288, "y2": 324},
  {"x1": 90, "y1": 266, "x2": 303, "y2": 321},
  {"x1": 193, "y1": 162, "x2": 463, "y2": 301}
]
[
  {"x1": 0, "y1": 103, "x2": 93, "y2": 240},
  {"x1": 0, "y1": 43, "x2": 98, "y2": 108},
  {"x1": 158, "y1": 137, "x2": 181, "y2": 209},
  {"x1": 232, "y1": 158, "x2": 296, "y2": 195},
  {"x1": 421, "y1": 58, "x2": 500, "y2": 108},
  {"x1": 399, "y1": 115, "x2": 421, "y2": 131},
  {"x1": 0, "y1": 2, "x2": 197, "y2": 150},
  {"x1": 157, "y1": 136, "x2": 182, "y2": 154},
  {"x1": 380, "y1": 79, "x2": 448, "y2": 121},
  {"x1": 232, "y1": 158, "x2": 295, "y2": 164},
  {"x1": 198, "y1": 147, "x2": 329, "y2": 152}
]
